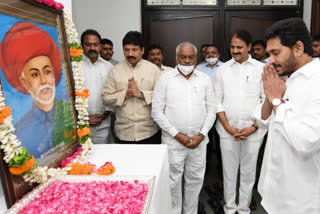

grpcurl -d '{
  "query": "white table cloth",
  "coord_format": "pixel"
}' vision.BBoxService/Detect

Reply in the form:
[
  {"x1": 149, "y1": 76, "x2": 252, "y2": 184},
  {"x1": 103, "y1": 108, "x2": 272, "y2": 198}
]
[{"x1": 87, "y1": 144, "x2": 172, "y2": 214}]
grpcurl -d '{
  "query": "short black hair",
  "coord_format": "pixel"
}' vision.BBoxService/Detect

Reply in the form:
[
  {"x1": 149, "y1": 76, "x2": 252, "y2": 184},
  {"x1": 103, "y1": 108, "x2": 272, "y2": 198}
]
[
  {"x1": 252, "y1": 40, "x2": 266, "y2": 49},
  {"x1": 205, "y1": 44, "x2": 220, "y2": 53},
  {"x1": 313, "y1": 35, "x2": 320, "y2": 42},
  {"x1": 101, "y1": 38, "x2": 113, "y2": 46},
  {"x1": 147, "y1": 44, "x2": 163, "y2": 56},
  {"x1": 265, "y1": 18, "x2": 313, "y2": 57},
  {"x1": 80, "y1": 29, "x2": 101, "y2": 45},
  {"x1": 201, "y1": 44, "x2": 210, "y2": 50},
  {"x1": 122, "y1": 31, "x2": 144, "y2": 49},
  {"x1": 231, "y1": 30, "x2": 252, "y2": 46}
]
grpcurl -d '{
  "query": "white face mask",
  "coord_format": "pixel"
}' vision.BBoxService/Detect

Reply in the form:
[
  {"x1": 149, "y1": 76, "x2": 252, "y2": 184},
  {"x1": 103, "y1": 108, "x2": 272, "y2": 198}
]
[
  {"x1": 177, "y1": 64, "x2": 195, "y2": 76},
  {"x1": 205, "y1": 57, "x2": 219, "y2": 65}
]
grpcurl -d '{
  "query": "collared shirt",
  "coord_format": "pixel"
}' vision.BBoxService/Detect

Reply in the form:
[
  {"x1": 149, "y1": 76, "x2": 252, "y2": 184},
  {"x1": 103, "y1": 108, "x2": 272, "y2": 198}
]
[
  {"x1": 196, "y1": 61, "x2": 223, "y2": 83},
  {"x1": 82, "y1": 55, "x2": 113, "y2": 128},
  {"x1": 255, "y1": 58, "x2": 320, "y2": 214},
  {"x1": 261, "y1": 57, "x2": 270, "y2": 64},
  {"x1": 102, "y1": 59, "x2": 160, "y2": 141},
  {"x1": 109, "y1": 58, "x2": 119, "y2": 66},
  {"x1": 15, "y1": 99, "x2": 74, "y2": 159},
  {"x1": 151, "y1": 68, "x2": 216, "y2": 145},
  {"x1": 160, "y1": 64, "x2": 173, "y2": 72},
  {"x1": 214, "y1": 56, "x2": 266, "y2": 141}
]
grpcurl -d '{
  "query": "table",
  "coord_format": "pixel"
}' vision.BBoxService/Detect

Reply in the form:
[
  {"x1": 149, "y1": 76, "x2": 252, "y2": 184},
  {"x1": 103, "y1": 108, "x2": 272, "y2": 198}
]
[{"x1": 87, "y1": 144, "x2": 172, "y2": 214}]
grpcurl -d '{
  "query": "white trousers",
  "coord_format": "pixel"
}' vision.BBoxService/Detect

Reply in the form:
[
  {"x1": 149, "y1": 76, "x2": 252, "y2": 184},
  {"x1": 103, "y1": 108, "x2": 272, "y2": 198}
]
[
  {"x1": 220, "y1": 138, "x2": 262, "y2": 214},
  {"x1": 167, "y1": 142, "x2": 206, "y2": 214},
  {"x1": 91, "y1": 126, "x2": 113, "y2": 144}
]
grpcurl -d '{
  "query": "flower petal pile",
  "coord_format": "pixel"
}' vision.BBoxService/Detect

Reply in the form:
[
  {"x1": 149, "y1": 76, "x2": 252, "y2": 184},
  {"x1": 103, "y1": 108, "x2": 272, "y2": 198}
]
[{"x1": 19, "y1": 180, "x2": 149, "y2": 214}]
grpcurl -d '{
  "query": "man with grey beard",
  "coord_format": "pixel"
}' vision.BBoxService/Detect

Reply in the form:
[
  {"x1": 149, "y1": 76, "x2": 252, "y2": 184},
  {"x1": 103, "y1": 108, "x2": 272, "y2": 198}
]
[{"x1": 0, "y1": 22, "x2": 74, "y2": 159}]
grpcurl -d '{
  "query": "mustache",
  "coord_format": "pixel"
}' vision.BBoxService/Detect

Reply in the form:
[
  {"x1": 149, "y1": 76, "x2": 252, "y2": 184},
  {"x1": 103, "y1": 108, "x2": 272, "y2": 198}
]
[
  {"x1": 232, "y1": 53, "x2": 241, "y2": 55},
  {"x1": 272, "y1": 63, "x2": 281, "y2": 68},
  {"x1": 88, "y1": 50, "x2": 98, "y2": 54},
  {"x1": 127, "y1": 56, "x2": 136, "y2": 60}
]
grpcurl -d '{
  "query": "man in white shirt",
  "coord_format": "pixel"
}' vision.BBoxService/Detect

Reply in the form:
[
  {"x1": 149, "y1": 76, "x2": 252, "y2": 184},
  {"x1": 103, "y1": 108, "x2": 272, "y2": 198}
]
[
  {"x1": 81, "y1": 29, "x2": 113, "y2": 144},
  {"x1": 214, "y1": 30, "x2": 266, "y2": 214},
  {"x1": 146, "y1": 44, "x2": 173, "y2": 72},
  {"x1": 256, "y1": 17, "x2": 320, "y2": 214},
  {"x1": 152, "y1": 42, "x2": 216, "y2": 214}
]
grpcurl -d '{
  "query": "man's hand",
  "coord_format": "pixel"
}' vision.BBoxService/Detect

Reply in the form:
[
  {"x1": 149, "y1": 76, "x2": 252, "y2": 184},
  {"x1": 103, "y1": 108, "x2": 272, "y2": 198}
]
[
  {"x1": 88, "y1": 114, "x2": 105, "y2": 126},
  {"x1": 225, "y1": 124, "x2": 239, "y2": 137},
  {"x1": 233, "y1": 126, "x2": 256, "y2": 141},
  {"x1": 262, "y1": 64, "x2": 286, "y2": 103},
  {"x1": 128, "y1": 77, "x2": 141, "y2": 97},
  {"x1": 185, "y1": 134, "x2": 205, "y2": 149},
  {"x1": 174, "y1": 132, "x2": 192, "y2": 146}
]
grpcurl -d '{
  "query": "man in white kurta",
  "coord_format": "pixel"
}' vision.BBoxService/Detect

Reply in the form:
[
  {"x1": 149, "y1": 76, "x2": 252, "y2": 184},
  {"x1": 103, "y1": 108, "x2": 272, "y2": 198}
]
[
  {"x1": 214, "y1": 30, "x2": 266, "y2": 214},
  {"x1": 81, "y1": 29, "x2": 113, "y2": 144},
  {"x1": 152, "y1": 42, "x2": 216, "y2": 214},
  {"x1": 255, "y1": 18, "x2": 320, "y2": 214}
]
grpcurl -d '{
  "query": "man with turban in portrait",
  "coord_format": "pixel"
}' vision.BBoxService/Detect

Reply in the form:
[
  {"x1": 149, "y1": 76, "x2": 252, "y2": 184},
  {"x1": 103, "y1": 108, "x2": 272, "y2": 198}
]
[{"x1": 0, "y1": 21, "x2": 74, "y2": 159}]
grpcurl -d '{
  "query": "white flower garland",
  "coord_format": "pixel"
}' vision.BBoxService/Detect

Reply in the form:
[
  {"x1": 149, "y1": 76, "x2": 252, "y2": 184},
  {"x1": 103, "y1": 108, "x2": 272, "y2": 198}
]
[{"x1": 0, "y1": 13, "x2": 92, "y2": 184}]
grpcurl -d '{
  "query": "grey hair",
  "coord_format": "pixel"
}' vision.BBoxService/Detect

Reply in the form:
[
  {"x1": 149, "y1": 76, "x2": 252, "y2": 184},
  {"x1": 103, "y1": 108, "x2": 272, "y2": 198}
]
[{"x1": 175, "y1": 42, "x2": 197, "y2": 55}]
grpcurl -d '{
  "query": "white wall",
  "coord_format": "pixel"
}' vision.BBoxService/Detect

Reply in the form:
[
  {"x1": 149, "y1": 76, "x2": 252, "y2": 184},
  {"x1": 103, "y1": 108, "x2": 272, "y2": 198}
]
[
  {"x1": 303, "y1": 0, "x2": 312, "y2": 31},
  {"x1": 72, "y1": 0, "x2": 141, "y2": 62}
]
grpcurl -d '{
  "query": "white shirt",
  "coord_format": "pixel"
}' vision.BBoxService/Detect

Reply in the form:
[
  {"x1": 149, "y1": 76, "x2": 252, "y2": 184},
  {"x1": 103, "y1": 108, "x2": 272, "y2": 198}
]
[
  {"x1": 214, "y1": 56, "x2": 266, "y2": 141},
  {"x1": 160, "y1": 64, "x2": 173, "y2": 72},
  {"x1": 82, "y1": 55, "x2": 113, "y2": 128},
  {"x1": 152, "y1": 68, "x2": 216, "y2": 145},
  {"x1": 255, "y1": 58, "x2": 320, "y2": 214}
]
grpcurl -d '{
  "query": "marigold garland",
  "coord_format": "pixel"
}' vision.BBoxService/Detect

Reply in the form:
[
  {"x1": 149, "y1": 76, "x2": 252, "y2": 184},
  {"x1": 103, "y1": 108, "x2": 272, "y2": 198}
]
[
  {"x1": 9, "y1": 156, "x2": 35, "y2": 175},
  {"x1": 69, "y1": 47, "x2": 82, "y2": 57},
  {"x1": 77, "y1": 126, "x2": 91, "y2": 138},
  {"x1": 75, "y1": 88, "x2": 89, "y2": 98},
  {"x1": 0, "y1": 106, "x2": 11, "y2": 123},
  {"x1": 67, "y1": 162, "x2": 94, "y2": 175}
]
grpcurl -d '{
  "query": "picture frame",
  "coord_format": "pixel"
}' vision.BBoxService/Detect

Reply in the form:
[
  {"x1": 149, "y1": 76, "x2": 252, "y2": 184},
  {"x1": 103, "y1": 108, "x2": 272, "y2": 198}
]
[{"x1": 0, "y1": 0, "x2": 79, "y2": 207}]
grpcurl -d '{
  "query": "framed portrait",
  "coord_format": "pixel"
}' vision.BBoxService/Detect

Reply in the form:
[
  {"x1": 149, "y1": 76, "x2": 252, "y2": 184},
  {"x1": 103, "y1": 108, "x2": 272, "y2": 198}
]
[{"x1": 0, "y1": 0, "x2": 78, "y2": 206}]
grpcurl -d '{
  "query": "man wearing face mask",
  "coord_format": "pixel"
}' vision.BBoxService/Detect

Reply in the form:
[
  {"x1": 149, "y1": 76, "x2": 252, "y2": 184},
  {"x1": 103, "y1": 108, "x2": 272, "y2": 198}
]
[
  {"x1": 152, "y1": 42, "x2": 216, "y2": 214},
  {"x1": 214, "y1": 30, "x2": 266, "y2": 214},
  {"x1": 196, "y1": 44, "x2": 223, "y2": 83},
  {"x1": 81, "y1": 29, "x2": 114, "y2": 144}
]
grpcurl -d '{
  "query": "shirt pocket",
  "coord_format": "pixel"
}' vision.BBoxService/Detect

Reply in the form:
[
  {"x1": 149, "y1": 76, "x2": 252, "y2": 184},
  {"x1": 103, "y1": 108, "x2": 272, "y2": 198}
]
[{"x1": 246, "y1": 78, "x2": 260, "y2": 96}]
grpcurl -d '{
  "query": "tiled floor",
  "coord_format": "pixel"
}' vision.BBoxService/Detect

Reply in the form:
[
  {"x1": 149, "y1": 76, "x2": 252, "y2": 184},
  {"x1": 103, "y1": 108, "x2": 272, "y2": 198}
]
[{"x1": 199, "y1": 148, "x2": 268, "y2": 214}]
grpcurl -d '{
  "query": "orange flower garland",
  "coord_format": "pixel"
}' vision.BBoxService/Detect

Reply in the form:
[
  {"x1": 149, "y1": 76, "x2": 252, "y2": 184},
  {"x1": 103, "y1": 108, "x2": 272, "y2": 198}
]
[
  {"x1": 75, "y1": 88, "x2": 89, "y2": 98},
  {"x1": 77, "y1": 127, "x2": 91, "y2": 138},
  {"x1": 69, "y1": 47, "x2": 82, "y2": 57},
  {"x1": 67, "y1": 163, "x2": 94, "y2": 175},
  {"x1": 9, "y1": 156, "x2": 35, "y2": 175},
  {"x1": 0, "y1": 106, "x2": 11, "y2": 123}
]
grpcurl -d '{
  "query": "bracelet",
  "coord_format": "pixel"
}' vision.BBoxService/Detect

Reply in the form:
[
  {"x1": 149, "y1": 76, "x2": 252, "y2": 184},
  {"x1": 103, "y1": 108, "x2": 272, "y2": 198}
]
[{"x1": 252, "y1": 124, "x2": 259, "y2": 131}]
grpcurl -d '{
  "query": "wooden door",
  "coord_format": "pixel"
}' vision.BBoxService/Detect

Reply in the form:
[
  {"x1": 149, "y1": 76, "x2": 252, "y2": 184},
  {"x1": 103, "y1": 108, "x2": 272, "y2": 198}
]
[{"x1": 142, "y1": 0, "x2": 303, "y2": 63}]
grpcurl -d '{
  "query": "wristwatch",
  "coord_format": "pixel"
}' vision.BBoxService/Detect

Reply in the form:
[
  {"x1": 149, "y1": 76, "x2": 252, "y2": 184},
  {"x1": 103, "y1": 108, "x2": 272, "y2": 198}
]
[
  {"x1": 252, "y1": 124, "x2": 259, "y2": 131},
  {"x1": 138, "y1": 91, "x2": 144, "y2": 99},
  {"x1": 271, "y1": 98, "x2": 282, "y2": 106}
]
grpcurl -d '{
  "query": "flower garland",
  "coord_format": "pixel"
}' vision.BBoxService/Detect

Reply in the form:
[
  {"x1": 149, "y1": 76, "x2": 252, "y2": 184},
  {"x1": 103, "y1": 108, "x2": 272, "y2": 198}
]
[
  {"x1": 0, "y1": 11, "x2": 93, "y2": 184},
  {"x1": 35, "y1": 0, "x2": 64, "y2": 10}
]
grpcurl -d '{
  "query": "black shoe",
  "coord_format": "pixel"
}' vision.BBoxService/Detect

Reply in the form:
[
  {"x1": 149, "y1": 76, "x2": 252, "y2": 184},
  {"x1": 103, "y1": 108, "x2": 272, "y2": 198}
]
[
  {"x1": 208, "y1": 199, "x2": 224, "y2": 214},
  {"x1": 198, "y1": 201, "x2": 206, "y2": 214}
]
